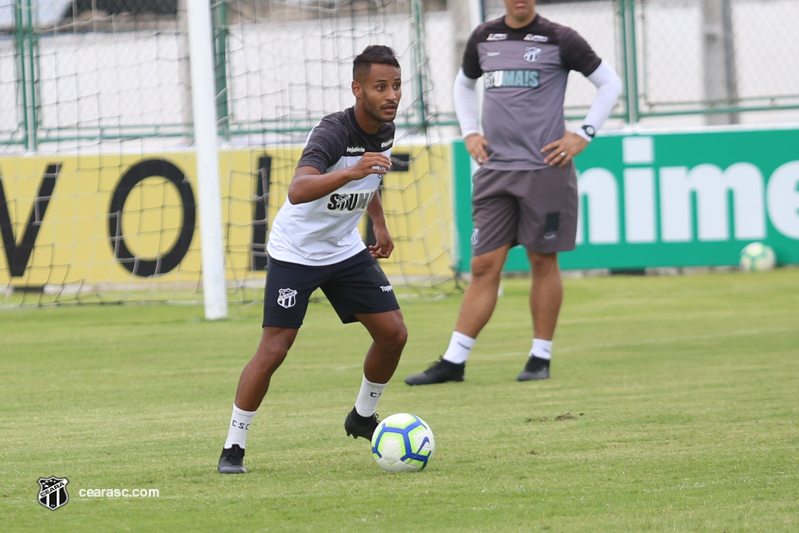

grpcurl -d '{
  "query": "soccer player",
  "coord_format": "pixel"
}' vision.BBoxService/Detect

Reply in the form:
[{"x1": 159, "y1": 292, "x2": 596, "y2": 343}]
[
  {"x1": 405, "y1": 0, "x2": 621, "y2": 385},
  {"x1": 218, "y1": 45, "x2": 407, "y2": 474}
]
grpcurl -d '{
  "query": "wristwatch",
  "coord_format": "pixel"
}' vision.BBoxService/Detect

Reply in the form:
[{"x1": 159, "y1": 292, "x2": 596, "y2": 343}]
[{"x1": 581, "y1": 124, "x2": 596, "y2": 139}]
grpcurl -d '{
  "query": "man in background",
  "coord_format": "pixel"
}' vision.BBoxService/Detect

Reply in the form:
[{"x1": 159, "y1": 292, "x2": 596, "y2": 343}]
[{"x1": 405, "y1": 0, "x2": 621, "y2": 385}]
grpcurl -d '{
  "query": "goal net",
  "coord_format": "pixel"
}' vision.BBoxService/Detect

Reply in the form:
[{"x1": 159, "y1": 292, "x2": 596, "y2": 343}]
[{"x1": 0, "y1": 0, "x2": 456, "y2": 308}]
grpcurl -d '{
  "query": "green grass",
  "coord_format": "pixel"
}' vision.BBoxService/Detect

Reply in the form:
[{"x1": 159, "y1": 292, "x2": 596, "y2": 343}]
[{"x1": 2, "y1": 269, "x2": 798, "y2": 532}]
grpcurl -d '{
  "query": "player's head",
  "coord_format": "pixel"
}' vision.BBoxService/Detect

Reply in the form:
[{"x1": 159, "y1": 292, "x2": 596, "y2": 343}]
[
  {"x1": 503, "y1": 0, "x2": 537, "y2": 27},
  {"x1": 353, "y1": 45, "x2": 400, "y2": 83},
  {"x1": 352, "y1": 45, "x2": 402, "y2": 128}
]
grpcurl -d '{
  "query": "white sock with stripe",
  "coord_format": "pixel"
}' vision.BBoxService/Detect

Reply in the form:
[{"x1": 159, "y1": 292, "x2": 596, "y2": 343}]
[
  {"x1": 224, "y1": 404, "x2": 256, "y2": 449},
  {"x1": 442, "y1": 331, "x2": 475, "y2": 364},
  {"x1": 354, "y1": 376, "x2": 386, "y2": 417},
  {"x1": 530, "y1": 338, "x2": 553, "y2": 360}
]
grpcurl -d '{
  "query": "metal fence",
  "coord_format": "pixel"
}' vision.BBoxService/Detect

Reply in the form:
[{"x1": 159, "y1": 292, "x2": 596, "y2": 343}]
[
  {"x1": 480, "y1": 0, "x2": 799, "y2": 125},
  {"x1": 1, "y1": 0, "x2": 798, "y2": 151}
]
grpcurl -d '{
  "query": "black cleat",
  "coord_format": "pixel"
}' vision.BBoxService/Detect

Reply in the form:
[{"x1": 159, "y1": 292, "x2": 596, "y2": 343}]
[
  {"x1": 218, "y1": 444, "x2": 248, "y2": 474},
  {"x1": 517, "y1": 356, "x2": 550, "y2": 381},
  {"x1": 404, "y1": 357, "x2": 465, "y2": 385},
  {"x1": 344, "y1": 408, "x2": 380, "y2": 441}
]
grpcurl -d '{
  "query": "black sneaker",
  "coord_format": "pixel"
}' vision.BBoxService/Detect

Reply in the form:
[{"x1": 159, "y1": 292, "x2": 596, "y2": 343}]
[
  {"x1": 404, "y1": 357, "x2": 465, "y2": 385},
  {"x1": 218, "y1": 444, "x2": 248, "y2": 474},
  {"x1": 516, "y1": 356, "x2": 550, "y2": 381},
  {"x1": 344, "y1": 408, "x2": 380, "y2": 441}
]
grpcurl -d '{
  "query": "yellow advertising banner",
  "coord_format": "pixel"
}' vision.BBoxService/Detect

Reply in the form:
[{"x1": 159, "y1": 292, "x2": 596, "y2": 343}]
[{"x1": 0, "y1": 145, "x2": 454, "y2": 288}]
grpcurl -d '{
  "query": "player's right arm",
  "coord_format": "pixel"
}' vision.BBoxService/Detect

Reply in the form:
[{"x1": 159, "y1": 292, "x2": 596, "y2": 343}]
[
  {"x1": 454, "y1": 70, "x2": 489, "y2": 166},
  {"x1": 455, "y1": 28, "x2": 490, "y2": 166},
  {"x1": 287, "y1": 153, "x2": 391, "y2": 205}
]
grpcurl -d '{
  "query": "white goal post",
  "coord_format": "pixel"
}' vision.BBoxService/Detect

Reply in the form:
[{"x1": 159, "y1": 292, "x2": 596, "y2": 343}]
[{"x1": 187, "y1": 0, "x2": 228, "y2": 320}]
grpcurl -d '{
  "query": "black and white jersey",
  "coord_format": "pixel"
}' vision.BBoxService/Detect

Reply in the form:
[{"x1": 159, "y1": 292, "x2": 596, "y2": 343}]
[
  {"x1": 267, "y1": 107, "x2": 394, "y2": 266},
  {"x1": 462, "y1": 15, "x2": 601, "y2": 170}
]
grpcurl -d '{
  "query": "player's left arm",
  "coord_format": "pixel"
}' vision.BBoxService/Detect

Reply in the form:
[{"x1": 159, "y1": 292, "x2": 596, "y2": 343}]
[
  {"x1": 543, "y1": 28, "x2": 623, "y2": 167},
  {"x1": 576, "y1": 60, "x2": 623, "y2": 142},
  {"x1": 543, "y1": 60, "x2": 622, "y2": 167},
  {"x1": 366, "y1": 192, "x2": 393, "y2": 259}
]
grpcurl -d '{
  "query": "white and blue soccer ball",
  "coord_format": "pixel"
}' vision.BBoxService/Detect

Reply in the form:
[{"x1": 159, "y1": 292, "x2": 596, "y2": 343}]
[
  {"x1": 739, "y1": 242, "x2": 777, "y2": 272},
  {"x1": 371, "y1": 413, "x2": 435, "y2": 473}
]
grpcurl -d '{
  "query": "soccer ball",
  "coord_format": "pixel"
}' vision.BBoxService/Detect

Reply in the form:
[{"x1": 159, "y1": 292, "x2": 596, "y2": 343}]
[
  {"x1": 371, "y1": 413, "x2": 435, "y2": 473},
  {"x1": 739, "y1": 242, "x2": 776, "y2": 272}
]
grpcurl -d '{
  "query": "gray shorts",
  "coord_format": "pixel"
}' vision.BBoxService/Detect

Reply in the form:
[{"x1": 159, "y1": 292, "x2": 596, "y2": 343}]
[{"x1": 471, "y1": 164, "x2": 578, "y2": 256}]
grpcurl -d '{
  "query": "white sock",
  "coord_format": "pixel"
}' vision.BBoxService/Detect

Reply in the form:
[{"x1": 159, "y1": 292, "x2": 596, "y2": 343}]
[
  {"x1": 442, "y1": 331, "x2": 475, "y2": 364},
  {"x1": 354, "y1": 376, "x2": 386, "y2": 417},
  {"x1": 224, "y1": 404, "x2": 257, "y2": 449},
  {"x1": 530, "y1": 338, "x2": 553, "y2": 360}
]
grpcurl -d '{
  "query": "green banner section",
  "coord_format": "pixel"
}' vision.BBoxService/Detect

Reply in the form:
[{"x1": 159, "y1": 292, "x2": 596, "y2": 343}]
[{"x1": 453, "y1": 128, "x2": 799, "y2": 272}]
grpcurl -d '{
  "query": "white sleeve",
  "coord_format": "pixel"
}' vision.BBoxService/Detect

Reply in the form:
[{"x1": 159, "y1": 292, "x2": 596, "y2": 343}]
[
  {"x1": 453, "y1": 69, "x2": 480, "y2": 139},
  {"x1": 575, "y1": 60, "x2": 623, "y2": 142}
]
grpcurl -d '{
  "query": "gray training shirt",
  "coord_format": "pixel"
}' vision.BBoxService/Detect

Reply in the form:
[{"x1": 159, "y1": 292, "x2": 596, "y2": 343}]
[{"x1": 462, "y1": 14, "x2": 601, "y2": 170}]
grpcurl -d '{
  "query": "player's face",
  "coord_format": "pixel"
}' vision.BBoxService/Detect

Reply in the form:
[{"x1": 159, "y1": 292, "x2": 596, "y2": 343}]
[
  {"x1": 354, "y1": 63, "x2": 402, "y2": 125},
  {"x1": 503, "y1": 0, "x2": 536, "y2": 27}
]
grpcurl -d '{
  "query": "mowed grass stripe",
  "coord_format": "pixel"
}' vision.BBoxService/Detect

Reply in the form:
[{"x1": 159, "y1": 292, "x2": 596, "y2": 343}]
[{"x1": 1, "y1": 268, "x2": 797, "y2": 531}]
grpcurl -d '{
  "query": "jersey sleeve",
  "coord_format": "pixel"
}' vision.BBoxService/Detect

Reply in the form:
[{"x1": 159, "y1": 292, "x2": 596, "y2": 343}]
[
  {"x1": 557, "y1": 26, "x2": 602, "y2": 77},
  {"x1": 461, "y1": 29, "x2": 483, "y2": 80},
  {"x1": 296, "y1": 119, "x2": 347, "y2": 174}
]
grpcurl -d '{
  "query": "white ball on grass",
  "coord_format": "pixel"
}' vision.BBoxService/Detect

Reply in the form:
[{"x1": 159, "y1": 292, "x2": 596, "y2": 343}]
[
  {"x1": 371, "y1": 413, "x2": 434, "y2": 473},
  {"x1": 739, "y1": 242, "x2": 776, "y2": 272}
]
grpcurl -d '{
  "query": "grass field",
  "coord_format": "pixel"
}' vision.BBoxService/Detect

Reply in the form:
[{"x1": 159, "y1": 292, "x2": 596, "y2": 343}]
[{"x1": 2, "y1": 268, "x2": 798, "y2": 532}]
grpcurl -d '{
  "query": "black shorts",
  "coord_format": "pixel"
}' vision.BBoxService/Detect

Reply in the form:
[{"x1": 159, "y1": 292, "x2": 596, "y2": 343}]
[{"x1": 262, "y1": 249, "x2": 400, "y2": 329}]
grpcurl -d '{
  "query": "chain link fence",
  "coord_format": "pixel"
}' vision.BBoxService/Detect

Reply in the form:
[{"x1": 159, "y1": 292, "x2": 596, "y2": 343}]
[
  {"x1": 464, "y1": 0, "x2": 799, "y2": 128},
  {"x1": 1, "y1": 0, "x2": 799, "y2": 150}
]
